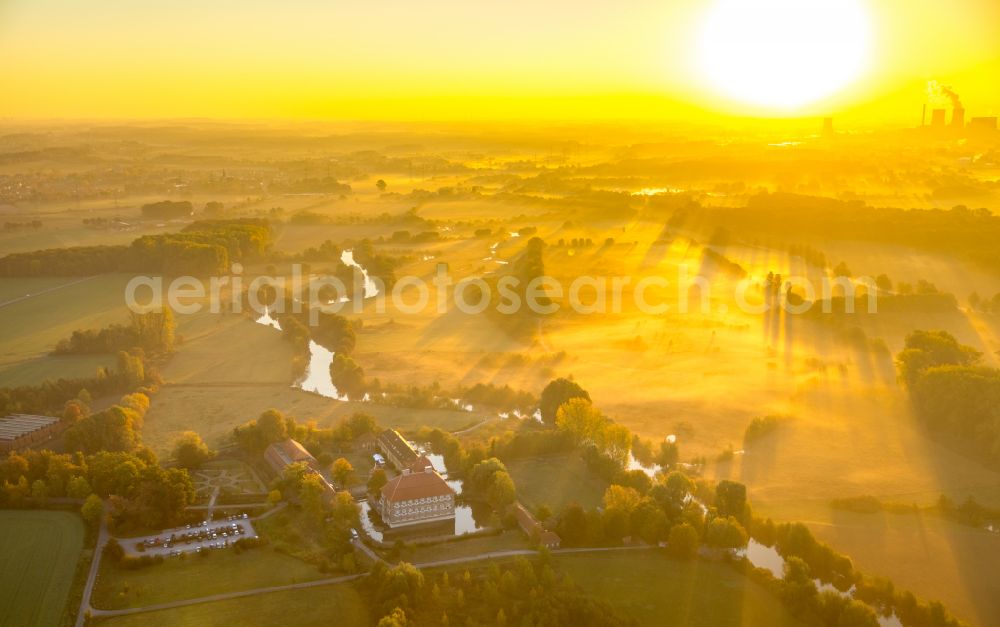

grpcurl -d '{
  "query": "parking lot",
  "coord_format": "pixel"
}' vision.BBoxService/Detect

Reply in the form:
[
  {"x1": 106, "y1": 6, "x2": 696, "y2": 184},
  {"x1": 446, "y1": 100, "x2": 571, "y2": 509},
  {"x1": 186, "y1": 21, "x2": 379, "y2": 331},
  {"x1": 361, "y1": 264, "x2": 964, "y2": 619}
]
[{"x1": 129, "y1": 514, "x2": 257, "y2": 557}]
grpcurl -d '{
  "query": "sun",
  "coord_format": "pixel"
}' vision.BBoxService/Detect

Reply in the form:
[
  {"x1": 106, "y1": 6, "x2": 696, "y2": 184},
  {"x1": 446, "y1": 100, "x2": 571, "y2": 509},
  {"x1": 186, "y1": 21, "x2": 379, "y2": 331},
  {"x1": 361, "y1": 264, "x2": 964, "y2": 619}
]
[{"x1": 697, "y1": 0, "x2": 873, "y2": 110}]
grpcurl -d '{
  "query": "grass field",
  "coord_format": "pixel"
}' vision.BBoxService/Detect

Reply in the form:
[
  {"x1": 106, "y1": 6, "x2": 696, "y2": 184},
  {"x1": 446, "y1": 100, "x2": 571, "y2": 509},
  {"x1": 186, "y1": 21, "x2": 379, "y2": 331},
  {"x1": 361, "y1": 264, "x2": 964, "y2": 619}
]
[
  {"x1": 91, "y1": 547, "x2": 326, "y2": 610},
  {"x1": 143, "y1": 314, "x2": 482, "y2": 454},
  {"x1": 777, "y1": 504, "x2": 1000, "y2": 627},
  {"x1": 0, "y1": 510, "x2": 85, "y2": 627},
  {"x1": 403, "y1": 530, "x2": 530, "y2": 564},
  {"x1": 554, "y1": 552, "x2": 809, "y2": 627},
  {"x1": 0, "y1": 353, "x2": 116, "y2": 387},
  {"x1": 6, "y1": 168, "x2": 1000, "y2": 627},
  {"x1": 144, "y1": 384, "x2": 480, "y2": 457},
  {"x1": 0, "y1": 275, "x2": 135, "y2": 373},
  {"x1": 507, "y1": 454, "x2": 609, "y2": 511},
  {"x1": 93, "y1": 582, "x2": 368, "y2": 627}
]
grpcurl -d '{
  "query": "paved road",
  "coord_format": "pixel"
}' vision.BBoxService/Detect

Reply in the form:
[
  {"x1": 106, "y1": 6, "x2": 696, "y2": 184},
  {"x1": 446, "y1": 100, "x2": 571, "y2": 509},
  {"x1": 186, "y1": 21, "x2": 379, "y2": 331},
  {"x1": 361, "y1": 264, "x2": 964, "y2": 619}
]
[
  {"x1": 411, "y1": 544, "x2": 655, "y2": 570},
  {"x1": 0, "y1": 275, "x2": 98, "y2": 310},
  {"x1": 352, "y1": 537, "x2": 385, "y2": 565},
  {"x1": 75, "y1": 505, "x2": 108, "y2": 627},
  {"x1": 84, "y1": 532, "x2": 656, "y2": 621},
  {"x1": 450, "y1": 418, "x2": 493, "y2": 435}
]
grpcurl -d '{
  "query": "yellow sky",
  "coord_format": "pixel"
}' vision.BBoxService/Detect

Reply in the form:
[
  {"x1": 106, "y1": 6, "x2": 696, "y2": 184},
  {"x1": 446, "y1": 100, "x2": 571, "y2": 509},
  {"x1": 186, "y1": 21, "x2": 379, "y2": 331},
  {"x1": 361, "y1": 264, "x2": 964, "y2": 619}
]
[{"x1": 1, "y1": 0, "x2": 998, "y2": 121}]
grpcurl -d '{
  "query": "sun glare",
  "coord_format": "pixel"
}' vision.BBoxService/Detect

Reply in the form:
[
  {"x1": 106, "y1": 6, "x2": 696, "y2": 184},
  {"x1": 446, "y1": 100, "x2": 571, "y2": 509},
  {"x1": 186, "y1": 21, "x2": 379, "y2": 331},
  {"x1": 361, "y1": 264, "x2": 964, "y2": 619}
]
[{"x1": 697, "y1": 0, "x2": 873, "y2": 110}]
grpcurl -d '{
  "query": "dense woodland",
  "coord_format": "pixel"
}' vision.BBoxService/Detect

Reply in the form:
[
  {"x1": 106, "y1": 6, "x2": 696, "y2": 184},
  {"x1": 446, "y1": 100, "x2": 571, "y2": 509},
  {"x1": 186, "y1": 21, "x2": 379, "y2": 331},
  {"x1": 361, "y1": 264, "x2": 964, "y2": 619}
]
[
  {"x1": 898, "y1": 330, "x2": 1000, "y2": 464},
  {"x1": 0, "y1": 218, "x2": 272, "y2": 276},
  {"x1": 677, "y1": 195, "x2": 1000, "y2": 276},
  {"x1": 365, "y1": 558, "x2": 635, "y2": 626}
]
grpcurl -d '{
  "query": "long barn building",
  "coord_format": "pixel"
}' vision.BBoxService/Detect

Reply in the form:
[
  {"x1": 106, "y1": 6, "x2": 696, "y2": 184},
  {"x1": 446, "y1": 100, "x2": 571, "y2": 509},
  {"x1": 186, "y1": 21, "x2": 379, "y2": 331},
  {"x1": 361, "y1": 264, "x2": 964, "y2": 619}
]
[{"x1": 0, "y1": 414, "x2": 62, "y2": 453}]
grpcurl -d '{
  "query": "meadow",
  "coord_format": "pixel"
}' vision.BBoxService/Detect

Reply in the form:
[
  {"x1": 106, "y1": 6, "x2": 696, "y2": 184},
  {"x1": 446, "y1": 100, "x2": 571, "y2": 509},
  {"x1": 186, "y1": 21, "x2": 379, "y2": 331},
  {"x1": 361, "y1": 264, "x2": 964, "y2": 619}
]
[
  {"x1": 91, "y1": 547, "x2": 326, "y2": 610},
  {"x1": 0, "y1": 510, "x2": 85, "y2": 627},
  {"x1": 0, "y1": 275, "x2": 135, "y2": 381},
  {"x1": 780, "y1": 504, "x2": 1000, "y2": 627},
  {"x1": 402, "y1": 529, "x2": 531, "y2": 564},
  {"x1": 93, "y1": 583, "x2": 368, "y2": 627},
  {"x1": 78, "y1": 198, "x2": 1000, "y2": 623},
  {"x1": 553, "y1": 552, "x2": 809, "y2": 627},
  {"x1": 506, "y1": 453, "x2": 609, "y2": 511},
  {"x1": 3, "y1": 122, "x2": 1000, "y2": 625}
]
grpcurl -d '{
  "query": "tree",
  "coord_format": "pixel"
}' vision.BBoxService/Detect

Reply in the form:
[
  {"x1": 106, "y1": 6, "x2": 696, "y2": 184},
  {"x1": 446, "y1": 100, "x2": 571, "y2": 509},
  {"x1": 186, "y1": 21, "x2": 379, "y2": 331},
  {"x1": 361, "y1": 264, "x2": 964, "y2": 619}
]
[
  {"x1": 31, "y1": 479, "x2": 48, "y2": 500},
  {"x1": 368, "y1": 468, "x2": 388, "y2": 495},
  {"x1": 81, "y1": 494, "x2": 103, "y2": 528},
  {"x1": 555, "y1": 503, "x2": 591, "y2": 547},
  {"x1": 896, "y1": 330, "x2": 980, "y2": 387},
  {"x1": 172, "y1": 431, "x2": 215, "y2": 469},
  {"x1": 117, "y1": 350, "x2": 145, "y2": 388},
  {"x1": 603, "y1": 485, "x2": 642, "y2": 541},
  {"x1": 67, "y1": 476, "x2": 93, "y2": 499},
  {"x1": 667, "y1": 522, "x2": 699, "y2": 559},
  {"x1": 603, "y1": 484, "x2": 642, "y2": 513},
  {"x1": 330, "y1": 354, "x2": 365, "y2": 399},
  {"x1": 374, "y1": 562, "x2": 425, "y2": 614},
  {"x1": 715, "y1": 480, "x2": 748, "y2": 521},
  {"x1": 330, "y1": 490, "x2": 361, "y2": 530},
  {"x1": 467, "y1": 458, "x2": 517, "y2": 509},
  {"x1": 332, "y1": 458, "x2": 356, "y2": 487},
  {"x1": 555, "y1": 398, "x2": 605, "y2": 445},
  {"x1": 705, "y1": 516, "x2": 749, "y2": 549},
  {"x1": 258, "y1": 409, "x2": 289, "y2": 443},
  {"x1": 875, "y1": 274, "x2": 893, "y2": 292},
  {"x1": 657, "y1": 440, "x2": 679, "y2": 468},
  {"x1": 119, "y1": 392, "x2": 150, "y2": 417},
  {"x1": 376, "y1": 179, "x2": 388, "y2": 192},
  {"x1": 376, "y1": 608, "x2": 407, "y2": 627},
  {"x1": 131, "y1": 466, "x2": 195, "y2": 528},
  {"x1": 596, "y1": 423, "x2": 632, "y2": 466},
  {"x1": 299, "y1": 473, "x2": 329, "y2": 523},
  {"x1": 486, "y1": 470, "x2": 516, "y2": 509},
  {"x1": 64, "y1": 405, "x2": 143, "y2": 454},
  {"x1": 63, "y1": 399, "x2": 88, "y2": 423},
  {"x1": 103, "y1": 537, "x2": 125, "y2": 563},
  {"x1": 781, "y1": 556, "x2": 818, "y2": 615},
  {"x1": 539, "y1": 378, "x2": 591, "y2": 424}
]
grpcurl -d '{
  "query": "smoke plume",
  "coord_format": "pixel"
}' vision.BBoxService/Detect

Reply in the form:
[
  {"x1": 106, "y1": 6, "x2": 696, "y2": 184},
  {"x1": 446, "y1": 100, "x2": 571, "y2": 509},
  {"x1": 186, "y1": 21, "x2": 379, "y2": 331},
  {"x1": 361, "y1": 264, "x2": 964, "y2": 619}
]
[{"x1": 927, "y1": 80, "x2": 962, "y2": 109}]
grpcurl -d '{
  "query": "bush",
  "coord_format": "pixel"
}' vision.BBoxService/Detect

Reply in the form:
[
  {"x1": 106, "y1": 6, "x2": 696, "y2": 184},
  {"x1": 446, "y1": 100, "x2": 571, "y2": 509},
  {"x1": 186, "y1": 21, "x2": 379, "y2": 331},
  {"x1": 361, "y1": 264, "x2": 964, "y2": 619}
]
[
  {"x1": 118, "y1": 554, "x2": 164, "y2": 570},
  {"x1": 743, "y1": 415, "x2": 789, "y2": 445},
  {"x1": 830, "y1": 495, "x2": 882, "y2": 514}
]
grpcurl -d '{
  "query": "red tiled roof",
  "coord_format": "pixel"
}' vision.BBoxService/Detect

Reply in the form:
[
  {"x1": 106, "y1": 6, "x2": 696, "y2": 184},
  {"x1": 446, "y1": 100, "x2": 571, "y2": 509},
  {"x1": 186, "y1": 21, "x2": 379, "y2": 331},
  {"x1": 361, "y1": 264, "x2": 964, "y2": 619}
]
[
  {"x1": 381, "y1": 468, "x2": 454, "y2": 503},
  {"x1": 266, "y1": 439, "x2": 316, "y2": 468},
  {"x1": 409, "y1": 456, "x2": 433, "y2": 472},
  {"x1": 539, "y1": 530, "x2": 562, "y2": 547}
]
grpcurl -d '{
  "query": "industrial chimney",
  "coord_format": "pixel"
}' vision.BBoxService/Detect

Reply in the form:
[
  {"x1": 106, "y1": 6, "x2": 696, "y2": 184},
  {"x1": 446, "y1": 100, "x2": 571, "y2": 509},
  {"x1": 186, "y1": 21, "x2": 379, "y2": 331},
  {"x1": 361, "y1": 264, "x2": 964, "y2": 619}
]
[
  {"x1": 930, "y1": 109, "x2": 947, "y2": 128},
  {"x1": 952, "y1": 107, "x2": 965, "y2": 129}
]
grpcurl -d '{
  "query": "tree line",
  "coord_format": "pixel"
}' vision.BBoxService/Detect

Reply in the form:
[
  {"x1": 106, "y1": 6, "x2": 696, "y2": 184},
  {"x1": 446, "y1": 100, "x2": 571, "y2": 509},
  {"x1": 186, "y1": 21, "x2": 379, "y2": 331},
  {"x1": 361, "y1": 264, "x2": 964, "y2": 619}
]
[
  {"x1": 0, "y1": 218, "x2": 272, "y2": 276},
  {"x1": 0, "y1": 446, "x2": 195, "y2": 532},
  {"x1": 897, "y1": 329, "x2": 1000, "y2": 465},
  {"x1": 365, "y1": 556, "x2": 634, "y2": 626},
  {"x1": 54, "y1": 309, "x2": 176, "y2": 355}
]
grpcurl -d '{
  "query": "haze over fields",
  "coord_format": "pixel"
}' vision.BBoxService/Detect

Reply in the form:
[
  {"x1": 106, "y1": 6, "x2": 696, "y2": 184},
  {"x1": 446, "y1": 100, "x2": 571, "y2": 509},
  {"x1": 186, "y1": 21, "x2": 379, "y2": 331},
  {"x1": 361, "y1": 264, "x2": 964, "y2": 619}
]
[{"x1": 2, "y1": 1, "x2": 1000, "y2": 627}]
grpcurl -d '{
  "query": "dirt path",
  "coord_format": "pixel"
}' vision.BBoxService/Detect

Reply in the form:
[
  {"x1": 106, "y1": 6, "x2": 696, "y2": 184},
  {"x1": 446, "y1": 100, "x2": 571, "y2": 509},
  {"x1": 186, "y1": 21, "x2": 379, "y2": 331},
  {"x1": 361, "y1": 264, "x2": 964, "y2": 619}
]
[
  {"x1": 0, "y1": 275, "x2": 99, "y2": 309},
  {"x1": 75, "y1": 504, "x2": 108, "y2": 627},
  {"x1": 86, "y1": 543, "x2": 656, "y2": 620}
]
